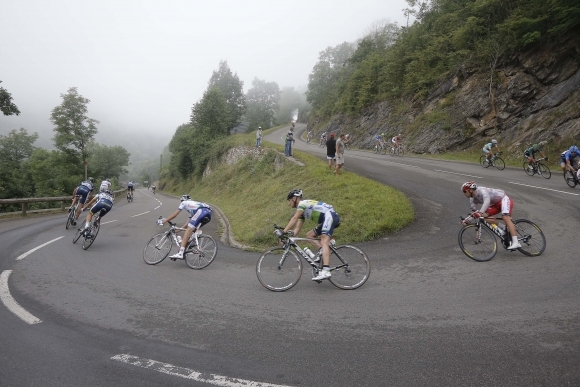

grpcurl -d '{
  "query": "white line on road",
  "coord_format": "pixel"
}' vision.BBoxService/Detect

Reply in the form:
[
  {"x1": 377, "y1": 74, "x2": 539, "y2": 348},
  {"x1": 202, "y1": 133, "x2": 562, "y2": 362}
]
[
  {"x1": 509, "y1": 181, "x2": 580, "y2": 196},
  {"x1": 131, "y1": 211, "x2": 150, "y2": 217},
  {"x1": 16, "y1": 236, "x2": 64, "y2": 261},
  {"x1": 101, "y1": 220, "x2": 117, "y2": 225},
  {"x1": 0, "y1": 270, "x2": 42, "y2": 324},
  {"x1": 434, "y1": 169, "x2": 483, "y2": 178},
  {"x1": 111, "y1": 354, "x2": 293, "y2": 387}
]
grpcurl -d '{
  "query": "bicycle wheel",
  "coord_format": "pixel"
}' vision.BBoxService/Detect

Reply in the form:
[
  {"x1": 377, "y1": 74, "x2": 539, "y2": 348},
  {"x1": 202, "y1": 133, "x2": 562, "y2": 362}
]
[
  {"x1": 523, "y1": 162, "x2": 534, "y2": 176},
  {"x1": 398, "y1": 146, "x2": 404, "y2": 157},
  {"x1": 537, "y1": 162, "x2": 551, "y2": 179},
  {"x1": 65, "y1": 208, "x2": 75, "y2": 229},
  {"x1": 381, "y1": 145, "x2": 388, "y2": 155},
  {"x1": 480, "y1": 156, "x2": 490, "y2": 168},
  {"x1": 390, "y1": 147, "x2": 395, "y2": 156},
  {"x1": 564, "y1": 171, "x2": 577, "y2": 188},
  {"x1": 513, "y1": 219, "x2": 546, "y2": 257},
  {"x1": 256, "y1": 247, "x2": 302, "y2": 292},
  {"x1": 494, "y1": 157, "x2": 505, "y2": 170},
  {"x1": 458, "y1": 224, "x2": 497, "y2": 262},
  {"x1": 143, "y1": 232, "x2": 172, "y2": 265},
  {"x1": 72, "y1": 227, "x2": 83, "y2": 244},
  {"x1": 185, "y1": 235, "x2": 218, "y2": 269},
  {"x1": 374, "y1": 145, "x2": 379, "y2": 154},
  {"x1": 327, "y1": 245, "x2": 371, "y2": 290},
  {"x1": 82, "y1": 222, "x2": 100, "y2": 250}
]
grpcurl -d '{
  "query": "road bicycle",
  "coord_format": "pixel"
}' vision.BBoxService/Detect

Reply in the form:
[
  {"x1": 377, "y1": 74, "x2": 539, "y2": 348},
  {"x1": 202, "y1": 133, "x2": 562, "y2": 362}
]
[
  {"x1": 72, "y1": 208, "x2": 106, "y2": 250},
  {"x1": 564, "y1": 165, "x2": 579, "y2": 188},
  {"x1": 306, "y1": 132, "x2": 313, "y2": 144},
  {"x1": 127, "y1": 190, "x2": 133, "y2": 202},
  {"x1": 256, "y1": 225, "x2": 371, "y2": 291},
  {"x1": 374, "y1": 141, "x2": 387, "y2": 154},
  {"x1": 65, "y1": 195, "x2": 81, "y2": 229},
  {"x1": 480, "y1": 152, "x2": 505, "y2": 170},
  {"x1": 523, "y1": 157, "x2": 551, "y2": 179},
  {"x1": 319, "y1": 137, "x2": 326, "y2": 147},
  {"x1": 143, "y1": 220, "x2": 217, "y2": 269},
  {"x1": 458, "y1": 214, "x2": 546, "y2": 262},
  {"x1": 390, "y1": 144, "x2": 404, "y2": 157}
]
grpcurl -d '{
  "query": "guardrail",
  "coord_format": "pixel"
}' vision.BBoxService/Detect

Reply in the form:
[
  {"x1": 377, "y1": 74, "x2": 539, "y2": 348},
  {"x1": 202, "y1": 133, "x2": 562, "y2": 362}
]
[{"x1": 0, "y1": 189, "x2": 127, "y2": 217}]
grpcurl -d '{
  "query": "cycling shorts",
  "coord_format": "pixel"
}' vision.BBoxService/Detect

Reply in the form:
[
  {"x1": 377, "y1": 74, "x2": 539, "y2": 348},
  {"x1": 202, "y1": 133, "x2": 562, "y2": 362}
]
[
  {"x1": 485, "y1": 195, "x2": 513, "y2": 216},
  {"x1": 76, "y1": 186, "x2": 91, "y2": 204},
  {"x1": 482, "y1": 147, "x2": 491, "y2": 154},
  {"x1": 188, "y1": 207, "x2": 212, "y2": 229},
  {"x1": 312, "y1": 211, "x2": 340, "y2": 237},
  {"x1": 90, "y1": 199, "x2": 113, "y2": 216}
]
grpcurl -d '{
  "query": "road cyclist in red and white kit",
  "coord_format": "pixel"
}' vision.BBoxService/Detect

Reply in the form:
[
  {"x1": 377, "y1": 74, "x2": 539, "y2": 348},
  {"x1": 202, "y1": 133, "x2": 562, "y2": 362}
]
[
  {"x1": 461, "y1": 182, "x2": 521, "y2": 250},
  {"x1": 282, "y1": 189, "x2": 340, "y2": 281},
  {"x1": 157, "y1": 195, "x2": 212, "y2": 260}
]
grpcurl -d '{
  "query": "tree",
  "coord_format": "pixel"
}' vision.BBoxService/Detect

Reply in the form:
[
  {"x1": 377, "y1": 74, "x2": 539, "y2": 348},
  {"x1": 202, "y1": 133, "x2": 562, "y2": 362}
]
[
  {"x1": 191, "y1": 88, "x2": 230, "y2": 136},
  {"x1": 208, "y1": 61, "x2": 246, "y2": 132},
  {"x1": 88, "y1": 142, "x2": 131, "y2": 181},
  {"x1": 0, "y1": 81, "x2": 20, "y2": 116},
  {"x1": 245, "y1": 78, "x2": 280, "y2": 131},
  {"x1": 50, "y1": 87, "x2": 99, "y2": 178},
  {"x1": 0, "y1": 128, "x2": 38, "y2": 198}
]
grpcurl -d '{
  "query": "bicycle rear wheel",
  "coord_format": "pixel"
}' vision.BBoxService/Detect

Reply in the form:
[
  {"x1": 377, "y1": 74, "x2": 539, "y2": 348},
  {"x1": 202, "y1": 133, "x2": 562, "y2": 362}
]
[
  {"x1": 185, "y1": 235, "x2": 218, "y2": 269},
  {"x1": 564, "y1": 171, "x2": 577, "y2": 188},
  {"x1": 65, "y1": 208, "x2": 75, "y2": 229},
  {"x1": 398, "y1": 146, "x2": 404, "y2": 157},
  {"x1": 513, "y1": 219, "x2": 546, "y2": 256},
  {"x1": 523, "y1": 162, "x2": 534, "y2": 176},
  {"x1": 72, "y1": 227, "x2": 83, "y2": 244},
  {"x1": 82, "y1": 223, "x2": 100, "y2": 250},
  {"x1": 256, "y1": 247, "x2": 302, "y2": 292},
  {"x1": 538, "y1": 162, "x2": 551, "y2": 179},
  {"x1": 480, "y1": 156, "x2": 490, "y2": 168},
  {"x1": 458, "y1": 224, "x2": 497, "y2": 262},
  {"x1": 494, "y1": 157, "x2": 505, "y2": 170},
  {"x1": 328, "y1": 245, "x2": 371, "y2": 290},
  {"x1": 143, "y1": 232, "x2": 172, "y2": 264}
]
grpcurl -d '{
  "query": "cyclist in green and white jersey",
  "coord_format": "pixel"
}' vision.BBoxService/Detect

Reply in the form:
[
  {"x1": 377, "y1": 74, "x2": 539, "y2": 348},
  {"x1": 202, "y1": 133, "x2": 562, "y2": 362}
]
[{"x1": 283, "y1": 189, "x2": 340, "y2": 281}]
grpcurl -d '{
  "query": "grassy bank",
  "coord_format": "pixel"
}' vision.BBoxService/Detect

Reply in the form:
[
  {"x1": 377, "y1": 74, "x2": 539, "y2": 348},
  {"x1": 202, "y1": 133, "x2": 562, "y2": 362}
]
[{"x1": 161, "y1": 133, "x2": 414, "y2": 250}]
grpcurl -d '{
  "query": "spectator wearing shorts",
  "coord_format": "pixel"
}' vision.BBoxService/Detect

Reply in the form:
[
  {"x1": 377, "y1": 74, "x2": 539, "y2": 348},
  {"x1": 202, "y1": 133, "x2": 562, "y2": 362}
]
[
  {"x1": 335, "y1": 133, "x2": 346, "y2": 175},
  {"x1": 326, "y1": 132, "x2": 336, "y2": 171}
]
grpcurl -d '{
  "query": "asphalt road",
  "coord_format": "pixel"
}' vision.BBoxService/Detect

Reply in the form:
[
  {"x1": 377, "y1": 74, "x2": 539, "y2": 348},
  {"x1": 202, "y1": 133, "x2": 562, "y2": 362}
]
[{"x1": 1, "y1": 126, "x2": 578, "y2": 386}]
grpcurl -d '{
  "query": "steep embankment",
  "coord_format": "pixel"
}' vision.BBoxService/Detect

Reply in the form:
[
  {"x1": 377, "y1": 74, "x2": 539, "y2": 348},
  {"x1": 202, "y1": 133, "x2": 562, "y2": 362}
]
[{"x1": 313, "y1": 36, "x2": 580, "y2": 159}]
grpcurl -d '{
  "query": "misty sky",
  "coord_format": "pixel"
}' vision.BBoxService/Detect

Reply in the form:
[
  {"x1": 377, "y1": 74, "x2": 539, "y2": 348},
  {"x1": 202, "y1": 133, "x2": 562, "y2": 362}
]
[{"x1": 1, "y1": 0, "x2": 409, "y2": 142}]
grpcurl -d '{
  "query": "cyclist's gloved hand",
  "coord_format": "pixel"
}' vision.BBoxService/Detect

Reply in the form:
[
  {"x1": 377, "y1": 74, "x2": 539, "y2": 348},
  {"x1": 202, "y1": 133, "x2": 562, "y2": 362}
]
[
  {"x1": 472, "y1": 211, "x2": 484, "y2": 219},
  {"x1": 157, "y1": 219, "x2": 164, "y2": 226},
  {"x1": 286, "y1": 230, "x2": 294, "y2": 236}
]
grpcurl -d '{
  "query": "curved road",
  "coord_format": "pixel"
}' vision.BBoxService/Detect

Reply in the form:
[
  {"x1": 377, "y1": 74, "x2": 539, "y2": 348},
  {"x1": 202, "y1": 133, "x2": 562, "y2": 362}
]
[{"x1": 1, "y1": 125, "x2": 578, "y2": 386}]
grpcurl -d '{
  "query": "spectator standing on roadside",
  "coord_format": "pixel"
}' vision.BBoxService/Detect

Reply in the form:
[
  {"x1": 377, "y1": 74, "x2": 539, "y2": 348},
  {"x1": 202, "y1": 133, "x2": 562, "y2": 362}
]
[
  {"x1": 256, "y1": 127, "x2": 263, "y2": 147},
  {"x1": 326, "y1": 132, "x2": 337, "y2": 171},
  {"x1": 335, "y1": 133, "x2": 346, "y2": 175},
  {"x1": 285, "y1": 127, "x2": 295, "y2": 156}
]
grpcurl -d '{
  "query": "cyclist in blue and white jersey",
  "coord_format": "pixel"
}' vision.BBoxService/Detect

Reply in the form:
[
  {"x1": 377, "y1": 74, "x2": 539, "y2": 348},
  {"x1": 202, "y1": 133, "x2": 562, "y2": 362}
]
[
  {"x1": 158, "y1": 195, "x2": 212, "y2": 260},
  {"x1": 81, "y1": 188, "x2": 115, "y2": 235},
  {"x1": 127, "y1": 181, "x2": 134, "y2": 197},
  {"x1": 560, "y1": 145, "x2": 579, "y2": 177},
  {"x1": 99, "y1": 178, "x2": 111, "y2": 193},
  {"x1": 70, "y1": 177, "x2": 95, "y2": 226},
  {"x1": 483, "y1": 139, "x2": 500, "y2": 163},
  {"x1": 283, "y1": 189, "x2": 340, "y2": 281}
]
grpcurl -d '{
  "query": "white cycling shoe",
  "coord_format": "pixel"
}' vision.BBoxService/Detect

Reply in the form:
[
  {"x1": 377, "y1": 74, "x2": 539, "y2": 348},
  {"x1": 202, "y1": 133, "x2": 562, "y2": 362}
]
[
  {"x1": 507, "y1": 241, "x2": 522, "y2": 250},
  {"x1": 312, "y1": 269, "x2": 331, "y2": 281},
  {"x1": 169, "y1": 252, "x2": 184, "y2": 260}
]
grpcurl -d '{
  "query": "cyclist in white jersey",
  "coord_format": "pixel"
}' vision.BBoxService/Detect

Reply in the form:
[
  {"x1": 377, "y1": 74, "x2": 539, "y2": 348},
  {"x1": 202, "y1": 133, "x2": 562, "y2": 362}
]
[
  {"x1": 461, "y1": 182, "x2": 521, "y2": 250},
  {"x1": 81, "y1": 189, "x2": 114, "y2": 235},
  {"x1": 99, "y1": 178, "x2": 111, "y2": 193},
  {"x1": 283, "y1": 189, "x2": 340, "y2": 281},
  {"x1": 158, "y1": 194, "x2": 213, "y2": 259}
]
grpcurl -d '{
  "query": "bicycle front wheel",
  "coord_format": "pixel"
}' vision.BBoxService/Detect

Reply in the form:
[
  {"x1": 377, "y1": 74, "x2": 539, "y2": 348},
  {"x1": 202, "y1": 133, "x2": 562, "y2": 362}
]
[
  {"x1": 513, "y1": 219, "x2": 546, "y2": 256},
  {"x1": 82, "y1": 223, "x2": 100, "y2": 250},
  {"x1": 538, "y1": 162, "x2": 551, "y2": 179},
  {"x1": 494, "y1": 157, "x2": 505, "y2": 170},
  {"x1": 72, "y1": 227, "x2": 83, "y2": 244},
  {"x1": 143, "y1": 232, "x2": 173, "y2": 265},
  {"x1": 256, "y1": 247, "x2": 302, "y2": 292},
  {"x1": 564, "y1": 171, "x2": 577, "y2": 188},
  {"x1": 328, "y1": 245, "x2": 371, "y2": 290},
  {"x1": 458, "y1": 224, "x2": 497, "y2": 262},
  {"x1": 523, "y1": 162, "x2": 534, "y2": 176},
  {"x1": 185, "y1": 235, "x2": 218, "y2": 269},
  {"x1": 399, "y1": 146, "x2": 404, "y2": 157},
  {"x1": 480, "y1": 156, "x2": 489, "y2": 168}
]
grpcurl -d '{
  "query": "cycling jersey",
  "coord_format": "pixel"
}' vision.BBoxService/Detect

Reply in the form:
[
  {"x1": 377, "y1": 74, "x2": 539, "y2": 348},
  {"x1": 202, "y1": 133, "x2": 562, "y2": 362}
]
[
  {"x1": 178, "y1": 200, "x2": 211, "y2": 217},
  {"x1": 560, "y1": 150, "x2": 579, "y2": 163},
  {"x1": 179, "y1": 200, "x2": 212, "y2": 229},
  {"x1": 99, "y1": 180, "x2": 111, "y2": 192},
  {"x1": 375, "y1": 135, "x2": 382, "y2": 141},
  {"x1": 76, "y1": 180, "x2": 94, "y2": 204},
  {"x1": 524, "y1": 145, "x2": 542, "y2": 157},
  {"x1": 90, "y1": 191, "x2": 114, "y2": 216},
  {"x1": 483, "y1": 143, "x2": 497, "y2": 152},
  {"x1": 469, "y1": 187, "x2": 506, "y2": 214},
  {"x1": 392, "y1": 136, "x2": 401, "y2": 144},
  {"x1": 297, "y1": 199, "x2": 340, "y2": 236}
]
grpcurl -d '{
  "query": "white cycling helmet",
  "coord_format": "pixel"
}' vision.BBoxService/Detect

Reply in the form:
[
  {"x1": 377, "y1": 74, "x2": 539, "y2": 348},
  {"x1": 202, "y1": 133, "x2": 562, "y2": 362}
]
[
  {"x1": 491, "y1": 139, "x2": 498, "y2": 144},
  {"x1": 180, "y1": 194, "x2": 191, "y2": 202}
]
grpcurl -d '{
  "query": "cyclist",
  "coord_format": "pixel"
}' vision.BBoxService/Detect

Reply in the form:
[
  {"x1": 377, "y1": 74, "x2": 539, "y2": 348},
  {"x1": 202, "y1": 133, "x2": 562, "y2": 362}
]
[
  {"x1": 307, "y1": 130, "x2": 313, "y2": 143},
  {"x1": 461, "y1": 181, "x2": 521, "y2": 250},
  {"x1": 319, "y1": 132, "x2": 327, "y2": 146},
  {"x1": 151, "y1": 185, "x2": 156, "y2": 194},
  {"x1": 127, "y1": 181, "x2": 134, "y2": 199},
  {"x1": 483, "y1": 139, "x2": 500, "y2": 163},
  {"x1": 282, "y1": 189, "x2": 340, "y2": 281},
  {"x1": 374, "y1": 133, "x2": 383, "y2": 150},
  {"x1": 81, "y1": 188, "x2": 114, "y2": 236},
  {"x1": 392, "y1": 133, "x2": 402, "y2": 152},
  {"x1": 158, "y1": 194, "x2": 212, "y2": 260},
  {"x1": 99, "y1": 178, "x2": 111, "y2": 193},
  {"x1": 560, "y1": 145, "x2": 579, "y2": 177},
  {"x1": 70, "y1": 177, "x2": 95, "y2": 226},
  {"x1": 524, "y1": 142, "x2": 547, "y2": 170}
]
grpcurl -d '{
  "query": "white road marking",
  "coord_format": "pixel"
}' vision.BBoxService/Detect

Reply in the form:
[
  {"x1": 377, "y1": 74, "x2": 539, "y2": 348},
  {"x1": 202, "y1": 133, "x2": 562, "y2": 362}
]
[
  {"x1": 509, "y1": 181, "x2": 580, "y2": 196},
  {"x1": 132, "y1": 211, "x2": 150, "y2": 217},
  {"x1": 111, "y1": 354, "x2": 293, "y2": 387},
  {"x1": 154, "y1": 206, "x2": 161, "y2": 210},
  {"x1": 0, "y1": 270, "x2": 42, "y2": 324},
  {"x1": 434, "y1": 169, "x2": 483, "y2": 178},
  {"x1": 16, "y1": 236, "x2": 64, "y2": 261},
  {"x1": 101, "y1": 220, "x2": 117, "y2": 225}
]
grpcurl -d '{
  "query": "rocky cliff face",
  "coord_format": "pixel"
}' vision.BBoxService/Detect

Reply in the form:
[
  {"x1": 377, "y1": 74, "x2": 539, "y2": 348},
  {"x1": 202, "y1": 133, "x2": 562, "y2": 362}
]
[{"x1": 312, "y1": 36, "x2": 580, "y2": 158}]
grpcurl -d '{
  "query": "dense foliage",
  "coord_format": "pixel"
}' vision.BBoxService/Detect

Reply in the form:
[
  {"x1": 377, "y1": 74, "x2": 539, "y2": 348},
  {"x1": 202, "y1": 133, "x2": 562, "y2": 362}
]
[
  {"x1": 0, "y1": 81, "x2": 20, "y2": 116},
  {"x1": 306, "y1": 0, "x2": 580, "y2": 118}
]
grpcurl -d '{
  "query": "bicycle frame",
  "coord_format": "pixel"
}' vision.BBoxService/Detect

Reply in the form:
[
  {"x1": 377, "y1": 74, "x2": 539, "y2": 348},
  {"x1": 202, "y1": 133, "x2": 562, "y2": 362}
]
[
  {"x1": 463, "y1": 215, "x2": 510, "y2": 247},
  {"x1": 279, "y1": 234, "x2": 348, "y2": 273}
]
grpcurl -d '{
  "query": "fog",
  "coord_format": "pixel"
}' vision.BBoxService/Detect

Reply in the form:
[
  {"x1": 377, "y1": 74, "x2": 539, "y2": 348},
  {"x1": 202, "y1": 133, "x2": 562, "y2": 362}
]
[{"x1": 1, "y1": 0, "x2": 409, "y2": 148}]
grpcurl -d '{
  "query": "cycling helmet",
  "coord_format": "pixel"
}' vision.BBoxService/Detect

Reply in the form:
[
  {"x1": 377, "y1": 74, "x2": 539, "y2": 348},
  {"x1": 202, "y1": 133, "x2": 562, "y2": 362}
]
[
  {"x1": 180, "y1": 194, "x2": 191, "y2": 202},
  {"x1": 462, "y1": 181, "x2": 477, "y2": 193},
  {"x1": 88, "y1": 177, "x2": 94, "y2": 183},
  {"x1": 286, "y1": 189, "x2": 303, "y2": 200},
  {"x1": 491, "y1": 139, "x2": 497, "y2": 144},
  {"x1": 569, "y1": 145, "x2": 579, "y2": 153},
  {"x1": 106, "y1": 178, "x2": 111, "y2": 182},
  {"x1": 105, "y1": 189, "x2": 113, "y2": 196}
]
